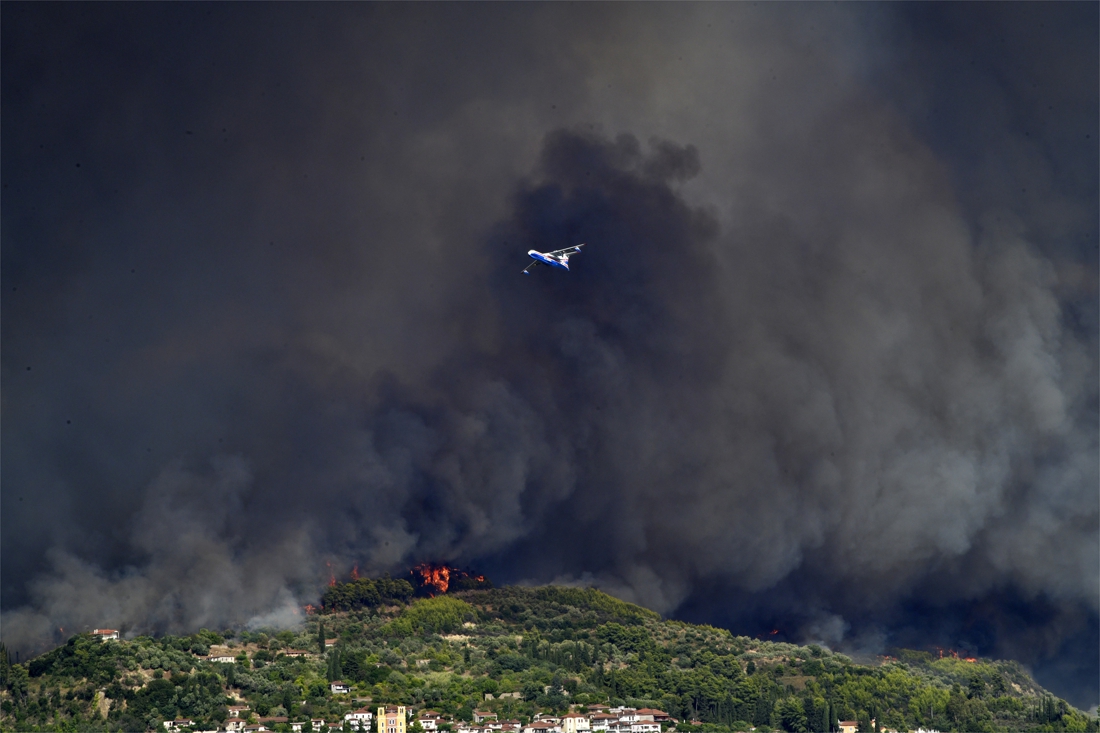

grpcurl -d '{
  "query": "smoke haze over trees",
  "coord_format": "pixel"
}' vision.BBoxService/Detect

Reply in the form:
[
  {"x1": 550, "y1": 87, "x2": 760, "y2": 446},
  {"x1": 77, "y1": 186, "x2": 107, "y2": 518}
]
[{"x1": 2, "y1": 2, "x2": 1096, "y2": 710}]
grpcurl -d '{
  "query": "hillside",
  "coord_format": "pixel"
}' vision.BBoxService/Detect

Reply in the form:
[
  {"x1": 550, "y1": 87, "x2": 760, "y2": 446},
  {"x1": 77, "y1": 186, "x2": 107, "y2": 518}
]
[{"x1": 1, "y1": 582, "x2": 1096, "y2": 733}]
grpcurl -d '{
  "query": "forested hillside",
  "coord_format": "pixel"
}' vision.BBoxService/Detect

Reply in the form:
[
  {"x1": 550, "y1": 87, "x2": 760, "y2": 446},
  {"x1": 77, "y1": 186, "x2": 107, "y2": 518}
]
[{"x1": 1, "y1": 583, "x2": 1095, "y2": 732}]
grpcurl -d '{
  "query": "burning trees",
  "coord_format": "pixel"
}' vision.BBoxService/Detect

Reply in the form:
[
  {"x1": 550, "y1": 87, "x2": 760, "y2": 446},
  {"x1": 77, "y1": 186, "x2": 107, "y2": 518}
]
[{"x1": 411, "y1": 563, "x2": 492, "y2": 597}]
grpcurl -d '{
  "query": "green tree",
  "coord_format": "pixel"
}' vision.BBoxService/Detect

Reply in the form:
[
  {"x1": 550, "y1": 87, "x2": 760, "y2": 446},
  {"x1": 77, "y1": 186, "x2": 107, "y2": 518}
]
[
  {"x1": 318, "y1": 620, "x2": 327, "y2": 655},
  {"x1": 774, "y1": 697, "x2": 808, "y2": 732}
]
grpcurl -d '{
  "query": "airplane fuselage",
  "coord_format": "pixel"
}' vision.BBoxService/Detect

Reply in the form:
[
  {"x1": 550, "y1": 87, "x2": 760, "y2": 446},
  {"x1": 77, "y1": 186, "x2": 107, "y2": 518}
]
[
  {"x1": 523, "y1": 243, "x2": 584, "y2": 274},
  {"x1": 527, "y1": 249, "x2": 571, "y2": 270}
]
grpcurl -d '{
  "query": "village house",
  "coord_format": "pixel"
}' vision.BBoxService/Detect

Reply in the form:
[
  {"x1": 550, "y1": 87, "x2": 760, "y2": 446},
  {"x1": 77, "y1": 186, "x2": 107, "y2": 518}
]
[
  {"x1": 224, "y1": 717, "x2": 247, "y2": 731},
  {"x1": 92, "y1": 628, "x2": 120, "y2": 641},
  {"x1": 282, "y1": 649, "x2": 311, "y2": 658},
  {"x1": 346, "y1": 708, "x2": 374, "y2": 730},
  {"x1": 242, "y1": 725, "x2": 267, "y2": 733},
  {"x1": 258, "y1": 717, "x2": 288, "y2": 728},
  {"x1": 331, "y1": 681, "x2": 352, "y2": 694},
  {"x1": 457, "y1": 717, "x2": 488, "y2": 730},
  {"x1": 523, "y1": 722, "x2": 562, "y2": 733},
  {"x1": 837, "y1": 721, "x2": 873, "y2": 733},
  {"x1": 162, "y1": 719, "x2": 193, "y2": 730},
  {"x1": 227, "y1": 705, "x2": 250, "y2": 718},
  {"x1": 416, "y1": 711, "x2": 442, "y2": 731},
  {"x1": 589, "y1": 714, "x2": 619, "y2": 731},
  {"x1": 289, "y1": 721, "x2": 328, "y2": 732},
  {"x1": 498, "y1": 720, "x2": 522, "y2": 732},
  {"x1": 325, "y1": 638, "x2": 339, "y2": 648},
  {"x1": 560, "y1": 713, "x2": 590, "y2": 733},
  {"x1": 378, "y1": 706, "x2": 407, "y2": 733},
  {"x1": 473, "y1": 711, "x2": 498, "y2": 723},
  {"x1": 631, "y1": 710, "x2": 665, "y2": 723}
]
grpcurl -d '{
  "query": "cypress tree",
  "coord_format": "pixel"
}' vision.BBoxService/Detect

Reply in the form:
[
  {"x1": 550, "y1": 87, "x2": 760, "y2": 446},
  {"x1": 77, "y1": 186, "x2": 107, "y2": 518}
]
[
  {"x1": 318, "y1": 620, "x2": 326, "y2": 656},
  {"x1": 821, "y1": 701, "x2": 830, "y2": 733}
]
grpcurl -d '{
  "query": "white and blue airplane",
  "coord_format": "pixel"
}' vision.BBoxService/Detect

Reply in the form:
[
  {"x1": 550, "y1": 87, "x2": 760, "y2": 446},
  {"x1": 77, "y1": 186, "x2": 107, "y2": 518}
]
[{"x1": 523, "y1": 243, "x2": 585, "y2": 274}]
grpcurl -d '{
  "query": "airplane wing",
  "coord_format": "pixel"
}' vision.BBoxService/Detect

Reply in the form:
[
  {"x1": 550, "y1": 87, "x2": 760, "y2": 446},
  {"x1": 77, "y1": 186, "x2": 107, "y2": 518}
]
[
  {"x1": 546, "y1": 243, "x2": 585, "y2": 256},
  {"x1": 523, "y1": 260, "x2": 542, "y2": 274}
]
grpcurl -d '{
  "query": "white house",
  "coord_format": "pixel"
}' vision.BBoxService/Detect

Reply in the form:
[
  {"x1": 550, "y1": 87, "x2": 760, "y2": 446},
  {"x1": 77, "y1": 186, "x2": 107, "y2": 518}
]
[
  {"x1": 417, "y1": 712, "x2": 442, "y2": 731},
  {"x1": 163, "y1": 720, "x2": 193, "y2": 730},
  {"x1": 223, "y1": 719, "x2": 247, "y2": 732},
  {"x1": 473, "y1": 711, "x2": 498, "y2": 724},
  {"x1": 93, "y1": 629, "x2": 120, "y2": 641},
  {"x1": 346, "y1": 708, "x2": 375, "y2": 731},
  {"x1": 561, "y1": 713, "x2": 590, "y2": 733},
  {"x1": 590, "y1": 715, "x2": 618, "y2": 732},
  {"x1": 331, "y1": 681, "x2": 351, "y2": 694}
]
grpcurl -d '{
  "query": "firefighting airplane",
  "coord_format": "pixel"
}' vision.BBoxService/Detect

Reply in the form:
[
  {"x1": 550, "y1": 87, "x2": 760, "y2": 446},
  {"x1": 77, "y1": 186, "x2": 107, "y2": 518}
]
[{"x1": 523, "y1": 243, "x2": 585, "y2": 274}]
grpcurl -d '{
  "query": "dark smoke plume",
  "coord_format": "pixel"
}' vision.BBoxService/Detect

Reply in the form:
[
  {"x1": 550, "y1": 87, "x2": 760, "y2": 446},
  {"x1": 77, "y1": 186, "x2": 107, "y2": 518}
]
[{"x1": 2, "y1": 2, "x2": 1096, "y2": 709}]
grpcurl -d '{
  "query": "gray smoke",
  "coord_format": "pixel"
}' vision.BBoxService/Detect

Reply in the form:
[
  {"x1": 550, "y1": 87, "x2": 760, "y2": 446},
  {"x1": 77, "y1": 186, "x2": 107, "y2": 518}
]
[{"x1": 2, "y1": 2, "x2": 1096, "y2": 708}]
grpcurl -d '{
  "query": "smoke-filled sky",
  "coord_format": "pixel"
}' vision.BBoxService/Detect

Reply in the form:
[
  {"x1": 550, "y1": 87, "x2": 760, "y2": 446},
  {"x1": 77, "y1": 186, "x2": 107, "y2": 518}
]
[{"x1": 2, "y1": 2, "x2": 1097, "y2": 709}]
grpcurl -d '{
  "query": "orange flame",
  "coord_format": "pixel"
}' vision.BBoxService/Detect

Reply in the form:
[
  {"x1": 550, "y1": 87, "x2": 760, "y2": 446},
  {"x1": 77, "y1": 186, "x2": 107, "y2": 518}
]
[
  {"x1": 304, "y1": 604, "x2": 316, "y2": 615},
  {"x1": 351, "y1": 565, "x2": 359, "y2": 580},
  {"x1": 326, "y1": 561, "x2": 336, "y2": 587},
  {"x1": 769, "y1": 629, "x2": 779, "y2": 636},
  {"x1": 415, "y1": 563, "x2": 452, "y2": 596}
]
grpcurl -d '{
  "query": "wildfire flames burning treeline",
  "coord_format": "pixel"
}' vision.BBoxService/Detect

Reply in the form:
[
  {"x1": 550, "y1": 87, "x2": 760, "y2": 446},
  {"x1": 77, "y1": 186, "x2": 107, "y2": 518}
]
[
  {"x1": 314, "y1": 563, "x2": 492, "y2": 613},
  {"x1": 411, "y1": 562, "x2": 490, "y2": 596}
]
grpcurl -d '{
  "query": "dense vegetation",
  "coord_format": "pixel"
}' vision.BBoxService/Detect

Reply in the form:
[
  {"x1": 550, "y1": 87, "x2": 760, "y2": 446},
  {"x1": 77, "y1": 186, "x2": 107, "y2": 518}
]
[{"x1": 1, "y1": 582, "x2": 1096, "y2": 732}]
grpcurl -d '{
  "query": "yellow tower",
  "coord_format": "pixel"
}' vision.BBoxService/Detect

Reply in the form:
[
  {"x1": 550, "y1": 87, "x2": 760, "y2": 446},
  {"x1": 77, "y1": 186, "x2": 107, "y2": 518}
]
[{"x1": 378, "y1": 706, "x2": 406, "y2": 733}]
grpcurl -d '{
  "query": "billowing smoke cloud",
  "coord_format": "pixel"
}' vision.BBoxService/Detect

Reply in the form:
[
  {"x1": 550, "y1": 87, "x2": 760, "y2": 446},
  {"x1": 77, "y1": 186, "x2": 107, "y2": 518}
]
[{"x1": 2, "y1": 2, "x2": 1096, "y2": 709}]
